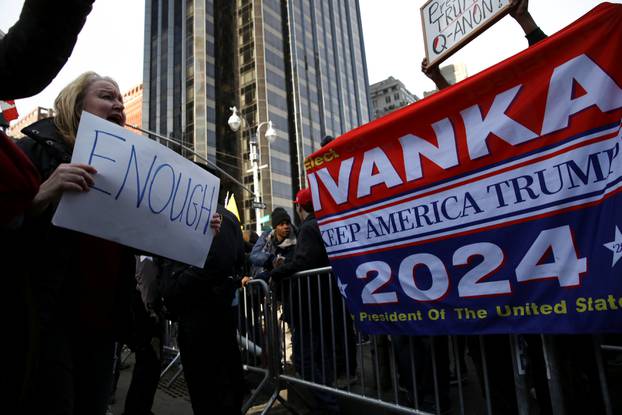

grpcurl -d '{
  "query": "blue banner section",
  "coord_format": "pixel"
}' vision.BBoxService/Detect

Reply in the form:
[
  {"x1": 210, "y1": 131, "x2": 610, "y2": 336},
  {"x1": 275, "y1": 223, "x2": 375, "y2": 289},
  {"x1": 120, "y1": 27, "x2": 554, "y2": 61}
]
[{"x1": 332, "y1": 196, "x2": 622, "y2": 335}]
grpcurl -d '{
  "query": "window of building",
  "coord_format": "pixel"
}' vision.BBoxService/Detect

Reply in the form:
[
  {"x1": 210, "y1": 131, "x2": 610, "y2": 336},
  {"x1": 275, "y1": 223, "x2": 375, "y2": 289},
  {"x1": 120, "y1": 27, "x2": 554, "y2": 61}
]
[{"x1": 385, "y1": 96, "x2": 391, "y2": 103}]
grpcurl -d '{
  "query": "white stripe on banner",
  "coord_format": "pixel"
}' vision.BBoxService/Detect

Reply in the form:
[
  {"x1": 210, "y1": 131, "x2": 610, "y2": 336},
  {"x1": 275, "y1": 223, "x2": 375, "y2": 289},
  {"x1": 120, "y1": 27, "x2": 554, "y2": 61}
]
[{"x1": 321, "y1": 123, "x2": 622, "y2": 259}]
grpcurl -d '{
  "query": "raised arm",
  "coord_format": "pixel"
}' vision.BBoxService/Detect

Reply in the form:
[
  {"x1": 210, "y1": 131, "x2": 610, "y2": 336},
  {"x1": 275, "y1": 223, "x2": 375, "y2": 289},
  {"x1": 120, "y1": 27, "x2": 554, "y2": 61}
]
[{"x1": 421, "y1": 57, "x2": 451, "y2": 91}]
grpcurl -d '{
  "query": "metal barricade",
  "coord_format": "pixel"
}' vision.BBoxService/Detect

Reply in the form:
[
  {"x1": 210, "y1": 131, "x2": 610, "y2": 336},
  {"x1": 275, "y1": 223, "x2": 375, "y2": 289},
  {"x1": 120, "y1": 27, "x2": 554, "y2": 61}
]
[
  {"x1": 160, "y1": 319, "x2": 182, "y2": 386},
  {"x1": 237, "y1": 278, "x2": 284, "y2": 413},
  {"x1": 254, "y1": 266, "x2": 621, "y2": 415},
  {"x1": 149, "y1": 266, "x2": 622, "y2": 414}
]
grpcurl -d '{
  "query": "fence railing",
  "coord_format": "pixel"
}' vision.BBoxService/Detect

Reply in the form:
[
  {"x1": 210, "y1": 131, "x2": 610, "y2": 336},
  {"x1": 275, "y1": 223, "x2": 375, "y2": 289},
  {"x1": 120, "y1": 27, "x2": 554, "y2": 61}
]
[{"x1": 197, "y1": 267, "x2": 620, "y2": 414}]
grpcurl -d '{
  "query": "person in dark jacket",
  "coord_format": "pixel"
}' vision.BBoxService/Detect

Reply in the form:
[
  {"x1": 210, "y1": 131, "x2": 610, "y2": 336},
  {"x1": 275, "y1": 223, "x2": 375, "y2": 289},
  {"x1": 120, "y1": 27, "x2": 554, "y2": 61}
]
[
  {"x1": 0, "y1": 2, "x2": 95, "y2": 408},
  {"x1": 249, "y1": 206, "x2": 297, "y2": 281},
  {"x1": 0, "y1": 0, "x2": 95, "y2": 100},
  {"x1": 1, "y1": 0, "x2": 95, "y2": 223},
  {"x1": 159, "y1": 205, "x2": 246, "y2": 415},
  {"x1": 246, "y1": 207, "x2": 296, "y2": 360},
  {"x1": 117, "y1": 256, "x2": 164, "y2": 415},
  {"x1": 270, "y1": 188, "x2": 342, "y2": 414},
  {"x1": 270, "y1": 190, "x2": 329, "y2": 280}
]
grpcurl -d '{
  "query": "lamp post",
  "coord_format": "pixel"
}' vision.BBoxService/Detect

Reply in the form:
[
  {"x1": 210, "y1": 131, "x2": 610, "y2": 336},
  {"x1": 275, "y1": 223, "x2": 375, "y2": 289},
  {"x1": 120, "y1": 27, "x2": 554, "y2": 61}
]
[{"x1": 228, "y1": 106, "x2": 276, "y2": 234}]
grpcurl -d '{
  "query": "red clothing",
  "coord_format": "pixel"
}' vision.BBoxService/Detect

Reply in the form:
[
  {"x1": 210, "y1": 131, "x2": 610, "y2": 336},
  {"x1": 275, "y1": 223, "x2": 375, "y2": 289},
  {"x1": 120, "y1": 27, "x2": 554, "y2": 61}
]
[
  {"x1": 77, "y1": 233, "x2": 124, "y2": 333},
  {"x1": 0, "y1": 131, "x2": 39, "y2": 223}
]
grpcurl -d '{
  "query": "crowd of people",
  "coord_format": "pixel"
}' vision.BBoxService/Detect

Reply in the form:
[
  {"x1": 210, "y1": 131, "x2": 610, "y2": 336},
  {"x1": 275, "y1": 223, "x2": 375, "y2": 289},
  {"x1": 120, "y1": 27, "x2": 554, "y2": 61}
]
[{"x1": 2, "y1": 0, "x2": 617, "y2": 415}]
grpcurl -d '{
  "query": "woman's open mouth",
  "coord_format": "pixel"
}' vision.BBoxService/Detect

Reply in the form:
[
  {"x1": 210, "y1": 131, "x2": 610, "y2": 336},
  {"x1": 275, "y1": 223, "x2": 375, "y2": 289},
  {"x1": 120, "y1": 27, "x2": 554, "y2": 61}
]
[{"x1": 107, "y1": 113, "x2": 125, "y2": 126}]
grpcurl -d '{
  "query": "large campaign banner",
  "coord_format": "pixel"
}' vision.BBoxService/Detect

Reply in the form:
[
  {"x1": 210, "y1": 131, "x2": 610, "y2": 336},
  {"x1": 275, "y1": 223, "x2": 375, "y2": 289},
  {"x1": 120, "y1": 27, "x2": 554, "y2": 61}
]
[{"x1": 306, "y1": 3, "x2": 622, "y2": 335}]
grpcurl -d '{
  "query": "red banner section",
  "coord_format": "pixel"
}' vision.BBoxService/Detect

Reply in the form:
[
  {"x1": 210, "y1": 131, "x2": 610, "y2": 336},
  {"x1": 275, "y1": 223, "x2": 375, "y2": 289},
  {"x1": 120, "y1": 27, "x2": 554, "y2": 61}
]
[{"x1": 305, "y1": 3, "x2": 622, "y2": 335}]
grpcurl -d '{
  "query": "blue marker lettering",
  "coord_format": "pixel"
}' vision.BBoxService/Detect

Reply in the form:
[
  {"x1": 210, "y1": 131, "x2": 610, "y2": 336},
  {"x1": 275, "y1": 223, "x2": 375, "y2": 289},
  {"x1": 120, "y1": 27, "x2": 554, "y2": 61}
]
[
  {"x1": 185, "y1": 184, "x2": 204, "y2": 227},
  {"x1": 202, "y1": 185, "x2": 217, "y2": 234},
  {"x1": 115, "y1": 145, "x2": 157, "y2": 207},
  {"x1": 194, "y1": 184, "x2": 216, "y2": 234},
  {"x1": 148, "y1": 163, "x2": 176, "y2": 214},
  {"x1": 170, "y1": 175, "x2": 193, "y2": 222},
  {"x1": 87, "y1": 130, "x2": 126, "y2": 195}
]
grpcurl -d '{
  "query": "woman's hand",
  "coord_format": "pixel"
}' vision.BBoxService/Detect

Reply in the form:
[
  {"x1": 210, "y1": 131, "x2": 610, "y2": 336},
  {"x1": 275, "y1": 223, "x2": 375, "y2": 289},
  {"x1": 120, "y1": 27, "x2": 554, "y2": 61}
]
[
  {"x1": 30, "y1": 163, "x2": 97, "y2": 215},
  {"x1": 210, "y1": 213, "x2": 222, "y2": 235},
  {"x1": 241, "y1": 276, "x2": 252, "y2": 286}
]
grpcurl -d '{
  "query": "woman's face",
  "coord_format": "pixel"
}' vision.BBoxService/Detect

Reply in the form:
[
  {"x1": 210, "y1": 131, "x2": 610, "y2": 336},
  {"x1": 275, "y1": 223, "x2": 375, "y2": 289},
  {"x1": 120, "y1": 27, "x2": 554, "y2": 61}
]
[{"x1": 82, "y1": 80, "x2": 126, "y2": 126}]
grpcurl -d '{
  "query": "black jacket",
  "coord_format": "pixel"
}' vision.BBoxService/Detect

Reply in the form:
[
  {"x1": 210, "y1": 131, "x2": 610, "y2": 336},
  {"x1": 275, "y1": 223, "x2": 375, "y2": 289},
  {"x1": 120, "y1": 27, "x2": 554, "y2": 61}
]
[
  {"x1": 0, "y1": 0, "x2": 95, "y2": 99},
  {"x1": 270, "y1": 213, "x2": 336, "y2": 329},
  {"x1": 270, "y1": 213, "x2": 329, "y2": 281},
  {"x1": 249, "y1": 228, "x2": 297, "y2": 279},
  {"x1": 17, "y1": 117, "x2": 72, "y2": 179},
  {"x1": 159, "y1": 206, "x2": 245, "y2": 317},
  {"x1": 16, "y1": 117, "x2": 135, "y2": 339}
]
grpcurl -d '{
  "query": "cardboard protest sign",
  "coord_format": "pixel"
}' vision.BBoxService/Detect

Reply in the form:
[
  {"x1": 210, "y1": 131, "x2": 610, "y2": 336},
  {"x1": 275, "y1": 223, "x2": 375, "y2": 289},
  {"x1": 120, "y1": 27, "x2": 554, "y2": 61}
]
[
  {"x1": 421, "y1": 0, "x2": 513, "y2": 66},
  {"x1": 53, "y1": 112, "x2": 220, "y2": 267},
  {"x1": 307, "y1": 3, "x2": 622, "y2": 335}
]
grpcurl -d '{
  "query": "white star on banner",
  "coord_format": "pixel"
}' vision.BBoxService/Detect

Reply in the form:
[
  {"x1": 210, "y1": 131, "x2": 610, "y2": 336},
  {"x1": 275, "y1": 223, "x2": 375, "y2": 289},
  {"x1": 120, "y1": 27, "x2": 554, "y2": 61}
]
[
  {"x1": 337, "y1": 277, "x2": 348, "y2": 299},
  {"x1": 604, "y1": 226, "x2": 622, "y2": 267}
]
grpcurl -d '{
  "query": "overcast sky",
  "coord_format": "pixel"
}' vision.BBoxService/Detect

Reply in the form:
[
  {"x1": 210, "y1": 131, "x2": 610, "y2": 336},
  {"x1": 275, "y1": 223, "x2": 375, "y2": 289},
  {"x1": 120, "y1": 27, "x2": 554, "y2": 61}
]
[{"x1": 0, "y1": 0, "x2": 613, "y2": 118}]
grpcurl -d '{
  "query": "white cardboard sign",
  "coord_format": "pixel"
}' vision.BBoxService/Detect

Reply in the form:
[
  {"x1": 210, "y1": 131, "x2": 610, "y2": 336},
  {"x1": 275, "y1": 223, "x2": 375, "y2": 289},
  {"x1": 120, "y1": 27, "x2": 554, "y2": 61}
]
[
  {"x1": 52, "y1": 112, "x2": 220, "y2": 267},
  {"x1": 421, "y1": 0, "x2": 513, "y2": 66}
]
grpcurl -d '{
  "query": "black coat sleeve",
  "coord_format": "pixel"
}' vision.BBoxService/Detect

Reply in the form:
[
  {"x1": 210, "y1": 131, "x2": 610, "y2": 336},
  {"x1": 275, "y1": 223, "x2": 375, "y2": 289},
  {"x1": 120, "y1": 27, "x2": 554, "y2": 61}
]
[
  {"x1": 0, "y1": 0, "x2": 95, "y2": 99},
  {"x1": 226, "y1": 209, "x2": 246, "y2": 286},
  {"x1": 270, "y1": 218, "x2": 329, "y2": 282},
  {"x1": 525, "y1": 27, "x2": 547, "y2": 46},
  {"x1": 159, "y1": 207, "x2": 246, "y2": 311}
]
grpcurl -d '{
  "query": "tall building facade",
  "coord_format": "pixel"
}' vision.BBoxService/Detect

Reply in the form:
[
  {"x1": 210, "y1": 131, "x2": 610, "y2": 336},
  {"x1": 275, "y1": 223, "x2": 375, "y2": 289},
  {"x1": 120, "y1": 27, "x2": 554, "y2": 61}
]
[
  {"x1": 143, "y1": 0, "x2": 370, "y2": 229},
  {"x1": 369, "y1": 76, "x2": 418, "y2": 119},
  {"x1": 122, "y1": 83, "x2": 143, "y2": 131},
  {"x1": 424, "y1": 63, "x2": 469, "y2": 97},
  {"x1": 440, "y1": 63, "x2": 468, "y2": 85}
]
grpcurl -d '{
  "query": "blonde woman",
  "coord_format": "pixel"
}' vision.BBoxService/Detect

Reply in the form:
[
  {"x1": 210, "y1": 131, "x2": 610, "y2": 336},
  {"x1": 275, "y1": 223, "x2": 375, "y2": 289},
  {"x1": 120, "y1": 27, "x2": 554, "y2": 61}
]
[
  {"x1": 17, "y1": 72, "x2": 132, "y2": 415},
  {"x1": 16, "y1": 72, "x2": 219, "y2": 415}
]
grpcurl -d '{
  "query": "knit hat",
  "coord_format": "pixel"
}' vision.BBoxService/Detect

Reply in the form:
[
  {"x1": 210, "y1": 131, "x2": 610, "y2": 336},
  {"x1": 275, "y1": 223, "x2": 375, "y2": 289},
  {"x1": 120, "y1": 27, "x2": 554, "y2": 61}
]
[{"x1": 271, "y1": 207, "x2": 291, "y2": 228}]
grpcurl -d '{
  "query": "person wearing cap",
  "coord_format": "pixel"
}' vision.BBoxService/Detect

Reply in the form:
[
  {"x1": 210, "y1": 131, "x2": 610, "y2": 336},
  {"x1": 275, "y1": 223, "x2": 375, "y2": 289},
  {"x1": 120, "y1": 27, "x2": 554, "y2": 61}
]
[
  {"x1": 270, "y1": 188, "x2": 341, "y2": 414},
  {"x1": 249, "y1": 207, "x2": 297, "y2": 282}
]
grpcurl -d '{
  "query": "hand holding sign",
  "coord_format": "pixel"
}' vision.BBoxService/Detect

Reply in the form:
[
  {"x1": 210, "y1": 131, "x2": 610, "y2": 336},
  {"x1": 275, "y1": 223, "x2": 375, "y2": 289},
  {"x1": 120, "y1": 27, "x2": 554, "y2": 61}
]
[
  {"x1": 421, "y1": 57, "x2": 450, "y2": 90},
  {"x1": 210, "y1": 213, "x2": 222, "y2": 235},
  {"x1": 52, "y1": 112, "x2": 221, "y2": 267},
  {"x1": 420, "y1": 0, "x2": 513, "y2": 67},
  {"x1": 509, "y1": 0, "x2": 539, "y2": 36},
  {"x1": 31, "y1": 163, "x2": 97, "y2": 214},
  {"x1": 509, "y1": 0, "x2": 529, "y2": 17}
]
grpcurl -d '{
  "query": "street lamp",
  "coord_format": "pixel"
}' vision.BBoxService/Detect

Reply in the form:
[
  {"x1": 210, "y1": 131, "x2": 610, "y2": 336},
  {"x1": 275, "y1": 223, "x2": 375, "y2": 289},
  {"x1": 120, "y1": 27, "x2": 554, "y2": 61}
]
[{"x1": 228, "y1": 106, "x2": 277, "y2": 233}]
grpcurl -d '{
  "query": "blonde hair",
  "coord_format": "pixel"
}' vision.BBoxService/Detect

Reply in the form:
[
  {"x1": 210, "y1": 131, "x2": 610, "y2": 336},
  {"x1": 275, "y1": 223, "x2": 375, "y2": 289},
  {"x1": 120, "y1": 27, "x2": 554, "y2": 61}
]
[{"x1": 53, "y1": 71, "x2": 119, "y2": 144}]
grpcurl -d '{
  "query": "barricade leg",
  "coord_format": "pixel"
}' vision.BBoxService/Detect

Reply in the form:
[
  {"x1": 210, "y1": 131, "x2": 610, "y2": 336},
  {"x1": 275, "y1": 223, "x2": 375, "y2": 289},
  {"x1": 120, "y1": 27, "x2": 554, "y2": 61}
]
[
  {"x1": 541, "y1": 334, "x2": 566, "y2": 415},
  {"x1": 592, "y1": 335, "x2": 613, "y2": 415},
  {"x1": 509, "y1": 335, "x2": 532, "y2": 415}
]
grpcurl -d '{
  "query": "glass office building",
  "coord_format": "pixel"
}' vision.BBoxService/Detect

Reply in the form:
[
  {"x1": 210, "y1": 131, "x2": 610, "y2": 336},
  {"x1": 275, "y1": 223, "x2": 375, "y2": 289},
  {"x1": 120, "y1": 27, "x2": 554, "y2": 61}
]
[{"x1": 144, "y1": 0, "x2": 370, "y2": 229}]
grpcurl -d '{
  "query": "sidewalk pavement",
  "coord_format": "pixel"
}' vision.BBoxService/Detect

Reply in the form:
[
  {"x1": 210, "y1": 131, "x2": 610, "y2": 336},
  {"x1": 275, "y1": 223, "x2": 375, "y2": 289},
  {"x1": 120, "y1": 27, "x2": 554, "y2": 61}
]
[{"x1": 109, "y1": 352, "x2": 193, "y2": 415}]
